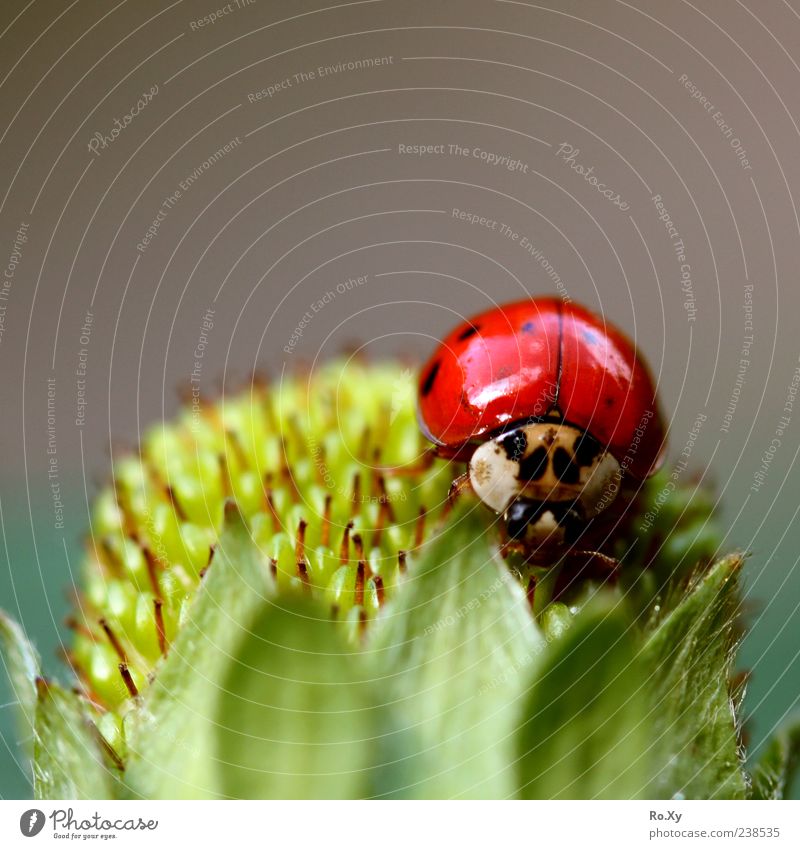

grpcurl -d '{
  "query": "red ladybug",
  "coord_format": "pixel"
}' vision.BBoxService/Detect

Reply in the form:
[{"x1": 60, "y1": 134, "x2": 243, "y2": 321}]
[{"x1": 417, "y1": 297, "x2": 666, "y2": 561}]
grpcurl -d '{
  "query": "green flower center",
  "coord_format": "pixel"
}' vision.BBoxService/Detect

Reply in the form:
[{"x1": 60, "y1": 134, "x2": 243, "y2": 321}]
[{"x1": 70, "y1": 360, "x2": 450, "y2": 710}]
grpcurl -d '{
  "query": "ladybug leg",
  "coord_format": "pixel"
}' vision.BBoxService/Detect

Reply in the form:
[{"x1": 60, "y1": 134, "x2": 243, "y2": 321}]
[
  {"x1": 568, "y1": 549, "x2": 620, "y2": 574},
  {"x1": 553, "y1": 548, "x2": 620, "y2": 601},
  {"x1": 499, "y1": 539, "x2": 528, "y2": 559},
  {"x1": 440, "y1": 473, "x2": 474, "y2": 520},
  {"x1": 446, "y1": 473, "x2": 472, "y2": 508},
  {"x1": 382, "y1": 442, "x2": 475, "y2": 477},
  {"x1": 382, "y1": 446, "x2": 437, "y2": 476}
]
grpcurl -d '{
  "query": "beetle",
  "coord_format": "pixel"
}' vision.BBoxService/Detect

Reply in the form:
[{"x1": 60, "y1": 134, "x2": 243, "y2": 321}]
[{"x1": 414, "y1": 297, "x2": 666, "y2": 566}]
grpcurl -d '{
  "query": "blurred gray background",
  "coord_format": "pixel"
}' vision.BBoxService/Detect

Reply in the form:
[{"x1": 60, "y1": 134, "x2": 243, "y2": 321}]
[{"x1": 1, "y1": 0, "x2": 799, "y2": 797}]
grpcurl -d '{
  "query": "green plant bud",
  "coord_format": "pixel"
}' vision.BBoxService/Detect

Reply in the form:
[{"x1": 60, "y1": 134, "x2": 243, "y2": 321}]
[
  {"x1": 377, "y1": 523, "x2": 407, "y2": 559},
  {"x1": 309, "y1": 546, "x2": 339, "y2": 588},
  {"x1": 60, "y1": 359, "x2": 727, "y2": 739},
  {"x1": 326, "y1": 564, "x2": 362, "y2": 615},
  {"x1": 178, "y1": 522, "x2": 214, "y2": 579},
  {"x1": 143, "y1": 426, "x2": 185, "y2": 478},
  {"x1": 230, "y1": 470, "x2": 263, "y2": 518},
  {"x1": 159, "y1": 566, "x2": 192, "y2": 603},
  {"x1": 343, "y1": 604, "x2": 367, "y2": 644},
  {"x1": 92, "y1": 490, "x2": 125, "y2": 536},
  {"x1": 133, "y1": 595, "x2": 164, "y2": 662},
  {"x1": 105, "y1": 581, "x2": 138, "y2": 632},
  {"x1": 193, "y1": 451, "x2": 226, "y2": 510},
  {"x1": 269, "y1": 532, "x2": 299, "y2": 591},
  {"x1": 83, "y1": 643, "x2": 135, "y2": 709},
  {"x1": 169, "y1": 475, "x2": 215, "y2": 528},
  {"x1": 541, "y1": 602, "x2": 572, "y2": 642},
  {"x1": 0, "y1": 357, "x2": 759, "y2": 803},
  {"x1": 638, "y1": 471, "x2": 715, "y2": 534},
  {"x1": 145, "y1": 502, "x2": 183, "y2": 563},
  {"x1": 366, "y1": 546, "x2": 385, "y2": 577},
  {"x1": 660, "y1": 519, "x2": 720, "y2": 572},
  {"x1": 285, "y1": 504, "x2": 309, "y2": 537},
  {"x1": 96, "y1": 710, "x2": 126, "y2": 760},
  {"x1": 363, "y1": 576, "x2": 383, "y2": 617}
]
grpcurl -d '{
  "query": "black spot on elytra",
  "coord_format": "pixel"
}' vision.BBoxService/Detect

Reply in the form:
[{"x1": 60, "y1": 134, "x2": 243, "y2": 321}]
[
  {"x1": 604, "y1": 396, "x2": 615, "y2": 408},
  {"x1": 518, "y1": 446, "x2": 548, "y2": 482},
  {"x1": 573, "y1": 432, "x2": 602, "y2": 467},
  {"x1": 457, "y1": 324, "x2": 479, "y2": 340},
  {"x1": 553, "y1": 446, "x2": 580, "y2": 484},
  {"x1": 521, "y1": 321, "x2": 535, "y2": 333},
  {"x1": 501, "y1": 430, "x2": 527, "y2": 461},
  {"x1": 420, "y1": 360, "x2": 440, "y2": 396}
]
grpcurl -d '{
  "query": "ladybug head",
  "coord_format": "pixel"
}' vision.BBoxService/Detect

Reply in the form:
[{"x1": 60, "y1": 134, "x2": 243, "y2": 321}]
[{"x1": 467, "y1": 421, "x2": 621, "y2": 548}]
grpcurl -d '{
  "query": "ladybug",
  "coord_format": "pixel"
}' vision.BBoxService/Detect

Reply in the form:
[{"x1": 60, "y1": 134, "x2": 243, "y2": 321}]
[{"x1": 416, "y1": 297, "x2": 666, "y2": 563}]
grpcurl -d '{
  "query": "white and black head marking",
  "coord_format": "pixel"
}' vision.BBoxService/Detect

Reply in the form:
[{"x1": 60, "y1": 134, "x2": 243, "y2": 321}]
[{"x1": 468, "y1": 421, "x2": 620, "y2": 548}]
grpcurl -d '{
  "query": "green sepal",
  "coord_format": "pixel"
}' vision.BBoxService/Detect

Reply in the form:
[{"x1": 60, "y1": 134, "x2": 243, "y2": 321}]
[
  {"x1": 368, "y1": 504, "x2": 544, "y2": 799},
  {"x1": 214, "y1": 596, "x2": 374, "y2": 799},
  {"x1": 641, "y1": 554, "x2": 748, "y2": 799},
  {"x1": 122, "y1": 501, "x2": 275, "y2": 799},
  {"x1": 33, "y1": 679, "x2": 119, "y2": 800},
  {"x1": 0, "y1": 611, "x2": 40, "y2": 757},
  {"x1": 516, "y1": 599, "x2": 651, "y2": 799},
  {"x1": 749, "y1": 716, "x2": 800, "y2": 799}
]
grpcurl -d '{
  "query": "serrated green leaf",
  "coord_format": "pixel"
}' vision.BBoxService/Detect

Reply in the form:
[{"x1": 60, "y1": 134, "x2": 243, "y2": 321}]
[
  {"x1": 516, "y1": 601, "x2": 651, "y2": 799},
  {"x1": 214, "y1": 596, "x2": 373, "y2": 799},
  {"x1": 33, "y1": 680, "x2": 117, "y2": 799},
  {"x1": 642, "y1": 554, "x2": 747, "y2": 799},
  {"x1": 0, "y1": 611, "x2": 40, "y2": 754},
  {"x1": 368, "y1": 505, "x2": 544, "y2": 799},
  {"x1": 123, "y1": 503, "x2": 275, "y2": 799},
  {"x1": 749, "y1": 717, "x2": 800, "y2": 799}
]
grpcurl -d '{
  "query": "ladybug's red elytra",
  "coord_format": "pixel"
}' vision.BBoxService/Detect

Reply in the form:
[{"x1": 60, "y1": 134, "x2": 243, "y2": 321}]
[{"x1": 417, "y1": 297, "x2": 666, "y2": 562}]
